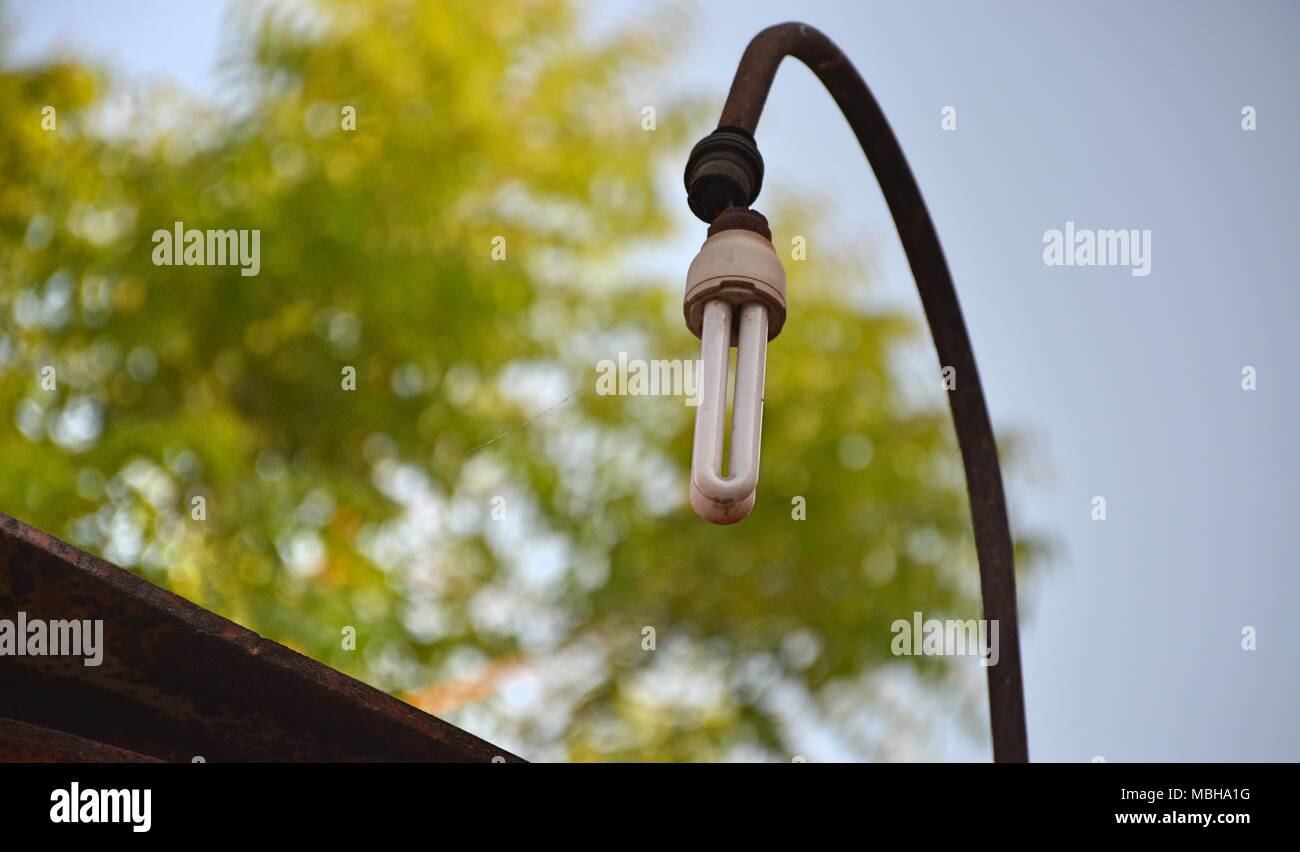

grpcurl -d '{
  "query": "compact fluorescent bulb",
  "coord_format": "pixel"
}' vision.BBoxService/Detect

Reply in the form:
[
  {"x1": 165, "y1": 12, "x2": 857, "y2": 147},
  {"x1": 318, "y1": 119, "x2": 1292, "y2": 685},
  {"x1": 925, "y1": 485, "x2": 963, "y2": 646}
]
[{"x1": 682, "y1": 224, "x2": 786, "y2": 524}]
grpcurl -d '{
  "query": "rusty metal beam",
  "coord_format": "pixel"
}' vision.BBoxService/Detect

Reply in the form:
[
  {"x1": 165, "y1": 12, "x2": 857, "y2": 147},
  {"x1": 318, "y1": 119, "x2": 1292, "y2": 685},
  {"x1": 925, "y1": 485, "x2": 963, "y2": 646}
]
[
  {"x1": 0, "y1": 512, "x2": 521, "y2": 762},
  {"x1": 0, "y1": 717, "x2": 161, "y2": 762}
]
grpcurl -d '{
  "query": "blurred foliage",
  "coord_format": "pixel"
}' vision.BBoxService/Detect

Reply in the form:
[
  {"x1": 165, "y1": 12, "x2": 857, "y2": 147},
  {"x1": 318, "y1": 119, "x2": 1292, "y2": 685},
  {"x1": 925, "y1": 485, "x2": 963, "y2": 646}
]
[{"x1": 0, "y1": 0, "x2": 1043, "y2": 760}]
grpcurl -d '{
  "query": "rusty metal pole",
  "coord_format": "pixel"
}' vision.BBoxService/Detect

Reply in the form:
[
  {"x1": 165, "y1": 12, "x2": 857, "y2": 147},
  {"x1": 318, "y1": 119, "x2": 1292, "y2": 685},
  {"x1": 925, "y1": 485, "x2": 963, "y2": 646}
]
[{"x1": 685, "y1": 22, "x2": 1029, "y2": 762}]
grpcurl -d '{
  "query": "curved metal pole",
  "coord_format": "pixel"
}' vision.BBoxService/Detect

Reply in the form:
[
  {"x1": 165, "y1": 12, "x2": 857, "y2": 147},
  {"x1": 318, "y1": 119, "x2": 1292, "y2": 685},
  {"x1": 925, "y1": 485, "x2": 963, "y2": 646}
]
[{"x1": 719, "y1": 22, "x2": 1028, "y2": 762}]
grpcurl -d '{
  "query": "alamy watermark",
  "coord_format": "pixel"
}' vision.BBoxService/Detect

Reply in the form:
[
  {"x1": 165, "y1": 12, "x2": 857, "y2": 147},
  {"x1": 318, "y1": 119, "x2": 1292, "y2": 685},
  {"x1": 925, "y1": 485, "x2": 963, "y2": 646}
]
[
  {"x1": 0, "y1": 612, "x2": 104, "y2": 666},
  {"x1": 890, "y1": 611, "x2": 999, "y2": 666},
  {"x1": 595, "y1": 353, "x2": 702, "y2": 406},
  {"x1": 1043, "y1": 221, "x2": 1151, "y2": 277},
  {"x1": 152, "y1": 220, "x2": 260, "y2": 277},
  {"x1": 50, "y1": 783, "x2": 150, "y2": 832}
]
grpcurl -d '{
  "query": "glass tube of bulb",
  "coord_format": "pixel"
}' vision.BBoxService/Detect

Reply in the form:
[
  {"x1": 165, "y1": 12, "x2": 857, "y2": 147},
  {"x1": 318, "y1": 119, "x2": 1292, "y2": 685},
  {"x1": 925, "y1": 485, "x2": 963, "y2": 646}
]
[{"x1": 690, "y1": 298, "x2": 768, "y2": 523}]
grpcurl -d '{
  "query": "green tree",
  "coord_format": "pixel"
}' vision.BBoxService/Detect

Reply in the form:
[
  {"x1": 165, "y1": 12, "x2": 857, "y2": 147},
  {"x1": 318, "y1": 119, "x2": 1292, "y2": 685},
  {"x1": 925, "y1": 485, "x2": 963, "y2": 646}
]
[{"x1": 0, "y1": 0, "x2": 1042, "y2": 760}]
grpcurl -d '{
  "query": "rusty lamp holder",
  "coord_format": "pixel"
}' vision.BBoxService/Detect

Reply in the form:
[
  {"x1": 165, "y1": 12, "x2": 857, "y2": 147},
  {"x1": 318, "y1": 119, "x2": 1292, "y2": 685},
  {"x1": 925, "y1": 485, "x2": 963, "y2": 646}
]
[{"x1": 684, "y1": 22, "x2": 1030, "y2": 763}]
